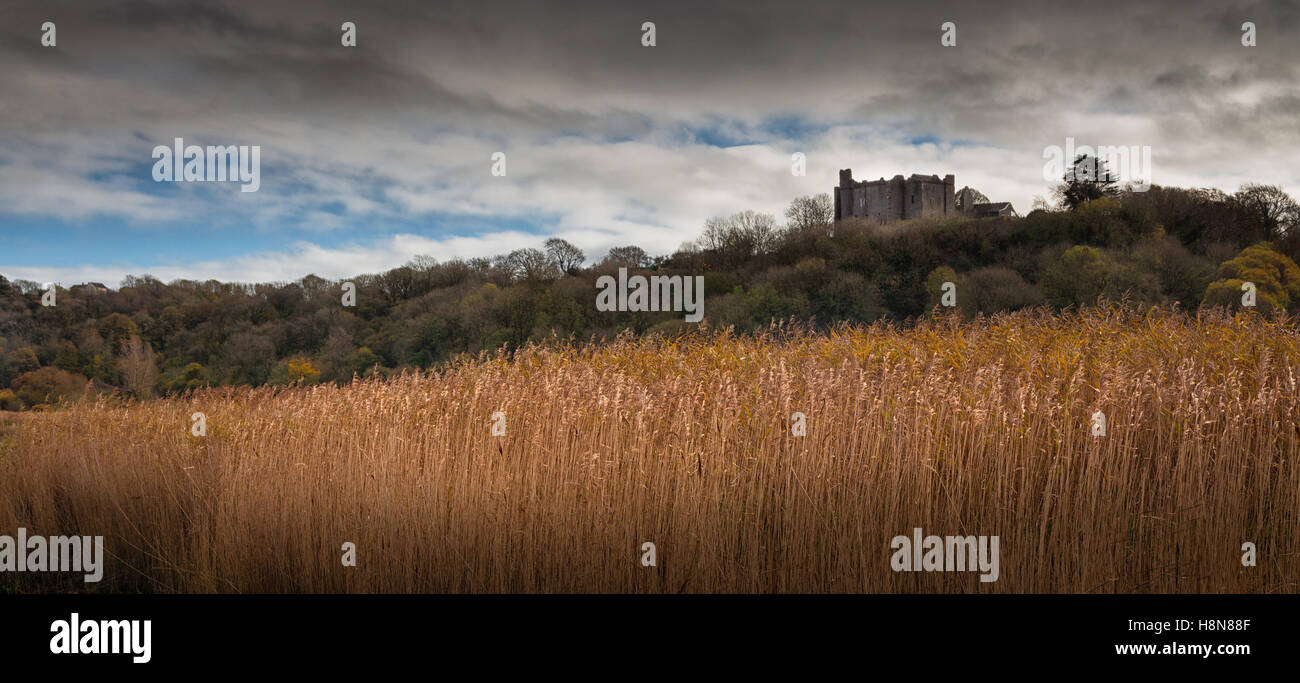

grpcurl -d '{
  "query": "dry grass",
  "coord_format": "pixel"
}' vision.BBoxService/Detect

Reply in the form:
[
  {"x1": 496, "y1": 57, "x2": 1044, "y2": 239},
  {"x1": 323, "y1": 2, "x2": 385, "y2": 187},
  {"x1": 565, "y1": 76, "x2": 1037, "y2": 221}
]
[{"x1": 1, "y1": 306, "x2": 1297, "y2": 593}]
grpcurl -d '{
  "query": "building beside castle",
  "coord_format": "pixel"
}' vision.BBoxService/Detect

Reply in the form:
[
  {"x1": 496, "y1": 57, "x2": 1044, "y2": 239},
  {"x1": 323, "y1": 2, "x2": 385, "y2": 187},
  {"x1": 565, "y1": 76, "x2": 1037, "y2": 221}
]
[{"x1": 834, "y1": 169, "x2": 1015, "y2": 223}]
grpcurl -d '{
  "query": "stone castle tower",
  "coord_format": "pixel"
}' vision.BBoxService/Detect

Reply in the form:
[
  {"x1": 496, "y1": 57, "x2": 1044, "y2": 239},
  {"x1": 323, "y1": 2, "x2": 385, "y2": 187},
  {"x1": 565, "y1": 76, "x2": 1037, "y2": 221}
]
[{"x1": 834, "y1": 169, "x2": 956, "y2": 223}]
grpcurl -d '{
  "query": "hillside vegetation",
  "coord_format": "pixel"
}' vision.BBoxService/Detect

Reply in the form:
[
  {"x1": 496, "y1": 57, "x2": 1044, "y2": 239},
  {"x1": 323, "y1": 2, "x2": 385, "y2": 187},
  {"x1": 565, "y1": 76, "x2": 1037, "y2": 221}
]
[{"x1": 2, "y1": 182, "x2": 1299, "y2": 408}]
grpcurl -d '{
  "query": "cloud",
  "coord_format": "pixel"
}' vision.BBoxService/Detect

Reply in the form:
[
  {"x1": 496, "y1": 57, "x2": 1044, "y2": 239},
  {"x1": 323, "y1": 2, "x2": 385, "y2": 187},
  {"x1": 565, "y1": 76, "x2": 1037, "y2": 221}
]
[
  {"x1": 0, "y1": 164, "x2": 182, "y2": 222},
  {"x1": 3, "y1": 231, "x2": 544, "y2": 286},
  {"x1": 3, "y1": 0, "x2": 1300, "y2": 283}
]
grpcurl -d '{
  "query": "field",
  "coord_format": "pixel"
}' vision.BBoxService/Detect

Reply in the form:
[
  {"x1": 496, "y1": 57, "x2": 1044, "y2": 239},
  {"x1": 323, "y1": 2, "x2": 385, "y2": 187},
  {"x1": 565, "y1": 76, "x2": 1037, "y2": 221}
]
[{"x1": 1, "y1": 307, "x2": 1297, "y2": 593}]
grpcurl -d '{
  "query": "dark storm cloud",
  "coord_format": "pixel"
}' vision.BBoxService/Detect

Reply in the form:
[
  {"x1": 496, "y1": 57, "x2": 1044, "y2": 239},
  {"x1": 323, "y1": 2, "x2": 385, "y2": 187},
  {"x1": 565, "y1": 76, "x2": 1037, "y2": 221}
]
[{"x1": 5, "y1": 1, "x2": 1297, "y2": 133}]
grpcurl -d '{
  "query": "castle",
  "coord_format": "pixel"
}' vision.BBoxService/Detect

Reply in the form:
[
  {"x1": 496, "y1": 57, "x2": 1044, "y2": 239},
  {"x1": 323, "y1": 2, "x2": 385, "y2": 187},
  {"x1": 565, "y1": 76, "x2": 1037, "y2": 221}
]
[{"x1": 834, "y1": 169, "x2": 1015, "y2": 223}]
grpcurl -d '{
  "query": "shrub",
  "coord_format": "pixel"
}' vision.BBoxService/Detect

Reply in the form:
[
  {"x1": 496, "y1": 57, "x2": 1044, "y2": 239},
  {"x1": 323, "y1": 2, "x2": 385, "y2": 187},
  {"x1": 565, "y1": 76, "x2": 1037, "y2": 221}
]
[
  {"x1": 1203, "y1": 243, "x2": 1300, "y2": 314},
  {"x1": 11, "y1": 367, "x2": 89, "y2": 407}
]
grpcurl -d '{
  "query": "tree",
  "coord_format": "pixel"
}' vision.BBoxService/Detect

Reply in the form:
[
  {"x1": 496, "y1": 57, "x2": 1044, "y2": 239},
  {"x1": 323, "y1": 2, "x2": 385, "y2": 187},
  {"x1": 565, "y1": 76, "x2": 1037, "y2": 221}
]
[
  {"x1": 0, "y1": 389, "x2": 22, "y2": 411},
  {"x1": 52, "y1": 341, "x2": 80, "y2": 373},
  {"x1": 11, "y1": 367, "x2": 89, "y2": 407},
  {"x1": 957, "y1": 267, "x2": 1045, "y2": 314},
  {"x1": 317, "y1": 326, "x2": 353, "y2": 380},
  {"x1": 269, "y1": 356, "x2": 321, "y2": 385},
  {"x1": 286, "y1": 357, "x2": 321, "y2": 383},
  {"x1": 1039, "y1": 244, "x2": 1160, "y2": 307},
  {"x1": 299, "y1": 274, "x2": 332, "y2": 301},
  {"x1": 1054, "y1": 154, "x2": 1120, "y2": 211},
  {"x1": 601, "y1": 245, "x2": 651, "y2": 269},
  {"x1": 375, "y1": 266, "x2": 419, "y2": 303},
  {"x1": 699, "y1": 210, "x2": 778, "y2": 258},
  {"x1": 544, "y1": 238, "x2": 585, "y2": 275},
  {"x1": 2, "y1": 347, "x2": 40, "y2": 387},
  {"x1": 347, "y1": 347, "x2": 383, "y2": 379},
  {"x1": 165, "y1": 362, "x2": 209, "y2": 393},
  {"x1": 1074, "y1": 197, "x2": 1150, "y2": 247},
  {"x1": 502, "y1": 248, "x2": 557, "y2": 282},
  {"x1": 1203, "y1": 243, "x2": 1300, "y2": 314},
  {"x1": 1234, "y1": 184, "x2": 1299, "y2": 240},
  {"x1": 785, "y1": 194, "x2": 834, "y2": 234},
  {"x1": 223, "y1": 330, "x2": 277, "y2": 385},
  {"x1": 1130, "y1": 237, "x2": 1216, "y2": 307},
  {"x1": 98, "y1": 313, "x2": 139, "y2": 355},
  {"x1": 406, "y1": 254, "x2": 439, "y2": 271},
  {"x1": 925, "y1": 266, "x2": 957, "y2": 309},
  {"x1": 1039, "y1": 245, "x2": 1109, "y2": 307},
  {"x1": 119, "y1": 337, "x2": 158, "y2": 399}
]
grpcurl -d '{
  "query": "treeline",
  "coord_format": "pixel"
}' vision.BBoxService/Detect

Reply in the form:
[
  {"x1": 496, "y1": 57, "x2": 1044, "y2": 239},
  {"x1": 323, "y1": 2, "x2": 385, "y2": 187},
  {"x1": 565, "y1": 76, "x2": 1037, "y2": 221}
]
[{"x1": 2, "y1": 177, "x2": 1300, "y2": 409}]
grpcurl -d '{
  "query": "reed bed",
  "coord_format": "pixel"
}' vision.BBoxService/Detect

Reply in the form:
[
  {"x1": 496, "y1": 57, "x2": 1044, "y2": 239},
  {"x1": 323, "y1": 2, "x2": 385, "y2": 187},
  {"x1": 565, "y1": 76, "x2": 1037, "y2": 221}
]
[{"x1": 1, "y1": 306, "x2": 1297, "y2": 593}]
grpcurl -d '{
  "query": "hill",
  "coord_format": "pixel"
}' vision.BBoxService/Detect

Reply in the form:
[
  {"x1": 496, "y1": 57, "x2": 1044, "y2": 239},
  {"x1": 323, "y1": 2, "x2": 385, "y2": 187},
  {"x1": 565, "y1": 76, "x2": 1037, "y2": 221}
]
[{"x1": 2, "y1": 183, "x2": 1299, "y2": 406}]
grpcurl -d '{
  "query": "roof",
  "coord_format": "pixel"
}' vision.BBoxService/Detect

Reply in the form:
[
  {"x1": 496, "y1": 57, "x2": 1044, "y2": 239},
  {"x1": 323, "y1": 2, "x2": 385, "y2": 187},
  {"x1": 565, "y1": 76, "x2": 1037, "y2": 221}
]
[{"x1": 970, "y1": 202, "x2": 1017, "y2": 217}]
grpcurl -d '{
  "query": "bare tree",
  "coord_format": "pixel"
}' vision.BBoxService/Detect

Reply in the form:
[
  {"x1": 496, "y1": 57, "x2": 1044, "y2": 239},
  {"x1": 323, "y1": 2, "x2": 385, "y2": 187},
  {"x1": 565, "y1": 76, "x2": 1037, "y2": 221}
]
[
  {"x1": 601, "y1": 245, "x2": 651, "y2": 268},
  {"x1": 503, "y1": 248, "x2": 558, "y2": 282},
  {"x1": 1235, "y1": 184, "x2": 1299, "y2": 239},
  {"x1": 375, "y1": 266, "x2": 418, "y2": 302},
  {"x1": 543, "y1": 238, "x2": 585, "y2": 274},
  {"x1": 406, "y1": 254, "x2": 439, "y2": 272},
  {"x1": 298, "y1": 274, "x2": 331, "y2": 301},
  {"x1": 700, "y1": 210, "x2": 778, "y2": 256},
  {"x1": 785, "y1": 194, "x2": 834, "y2": 234},
  {"x1": 119, "y1": 337, "x2": 158, "y2": 399}
]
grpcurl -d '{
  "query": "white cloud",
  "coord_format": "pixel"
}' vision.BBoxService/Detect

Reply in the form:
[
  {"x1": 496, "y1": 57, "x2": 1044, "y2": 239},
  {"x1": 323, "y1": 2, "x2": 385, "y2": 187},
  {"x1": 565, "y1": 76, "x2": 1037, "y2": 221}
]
[{"x1": 2, "y1": 231, "x2": 538, "y2": 286}]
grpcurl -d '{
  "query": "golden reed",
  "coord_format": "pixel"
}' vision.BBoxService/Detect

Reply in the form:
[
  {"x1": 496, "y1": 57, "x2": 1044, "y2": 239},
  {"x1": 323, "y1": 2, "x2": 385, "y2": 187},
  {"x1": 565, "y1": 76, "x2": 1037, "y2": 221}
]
[{"x1": 1, "y1": 306, "x2": 1296, "y2": 593}]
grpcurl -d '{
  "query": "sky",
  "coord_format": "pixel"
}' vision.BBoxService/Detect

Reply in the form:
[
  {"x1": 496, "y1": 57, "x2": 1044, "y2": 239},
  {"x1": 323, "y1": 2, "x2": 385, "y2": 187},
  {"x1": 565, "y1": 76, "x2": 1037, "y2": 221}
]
[{"x1": 2, "y1": 0, "x2": 1298, "y2": 287}]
